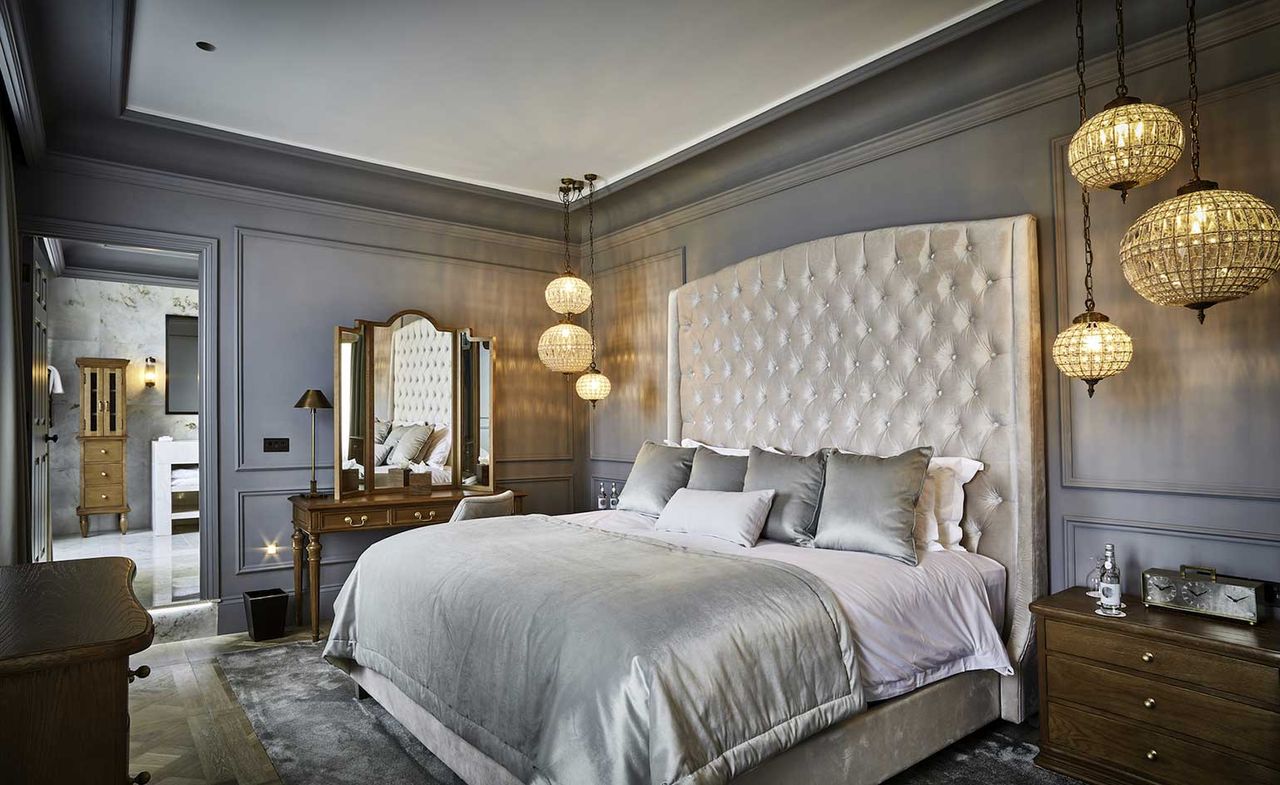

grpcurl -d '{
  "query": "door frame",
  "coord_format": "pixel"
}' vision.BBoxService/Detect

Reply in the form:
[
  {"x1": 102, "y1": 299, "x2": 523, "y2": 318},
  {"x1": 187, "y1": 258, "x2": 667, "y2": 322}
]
[{"x1": 19, "y1": 218, "x2": 221, "y2": 601}]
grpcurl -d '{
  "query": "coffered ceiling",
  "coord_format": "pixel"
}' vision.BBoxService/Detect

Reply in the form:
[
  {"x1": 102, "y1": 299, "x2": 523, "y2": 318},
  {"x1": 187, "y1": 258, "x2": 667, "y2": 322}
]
[{"x1": 125, "y1": 0, "x2": 1001, "y2": 201}]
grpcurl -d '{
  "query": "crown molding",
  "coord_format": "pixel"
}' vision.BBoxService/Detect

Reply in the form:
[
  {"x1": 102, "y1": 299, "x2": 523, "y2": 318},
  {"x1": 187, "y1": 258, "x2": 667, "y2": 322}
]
[
  {"x1": 592, "y1": 0, "x2": 1280, "y2": 254},
  {"x1": 36, "y1": 152, "x2": 566, "y2": 257},
  {"x1": 0, "y1": 0, "x2": 44, "y2": 164}
]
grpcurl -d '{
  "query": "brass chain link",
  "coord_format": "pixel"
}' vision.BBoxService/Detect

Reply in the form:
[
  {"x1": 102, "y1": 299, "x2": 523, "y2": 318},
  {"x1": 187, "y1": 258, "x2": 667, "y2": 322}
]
[
  {"x1": 1186, "y1": 0, "x2": 1201, "y2": 180},
  {"x1": 1114, "y1": 0, "x2": 1128, "y2": 97},
  {"x1": 586, "y1": 177, "x2": 597, "y2": 363},
  {"x1": 1076, "y1": 0, "x2": 1096, "y2": 313}
]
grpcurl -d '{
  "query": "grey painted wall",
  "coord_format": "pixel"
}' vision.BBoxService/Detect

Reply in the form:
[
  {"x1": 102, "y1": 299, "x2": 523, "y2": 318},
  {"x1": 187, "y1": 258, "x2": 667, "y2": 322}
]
[
  {"x1": 47, "y1": 276, "x2": 199, "y2": 536},
  {"x1": 17, "y1": 162, "x2": 581, "y2": 633},
  {"x1": 584, "y1": 1, "x2": 1280, "y2": 596}
]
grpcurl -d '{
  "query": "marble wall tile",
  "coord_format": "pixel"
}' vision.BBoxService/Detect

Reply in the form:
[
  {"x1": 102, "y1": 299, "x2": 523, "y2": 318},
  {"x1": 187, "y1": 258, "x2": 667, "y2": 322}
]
[{"x1": 48, "y1": 278, "x2": 201, "y2": 537}]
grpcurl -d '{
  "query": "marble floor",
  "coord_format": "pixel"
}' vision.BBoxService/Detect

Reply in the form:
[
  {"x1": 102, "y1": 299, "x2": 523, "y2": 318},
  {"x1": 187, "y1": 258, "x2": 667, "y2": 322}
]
[{"x1": 54, "y1": 528, "x2": 200, "y2": 608}]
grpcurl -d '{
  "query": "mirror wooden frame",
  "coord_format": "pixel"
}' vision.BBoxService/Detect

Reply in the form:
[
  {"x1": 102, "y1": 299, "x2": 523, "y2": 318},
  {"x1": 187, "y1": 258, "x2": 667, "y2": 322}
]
[{"x1": 331, "y1": 309, "x2": 495, "y2": 500}]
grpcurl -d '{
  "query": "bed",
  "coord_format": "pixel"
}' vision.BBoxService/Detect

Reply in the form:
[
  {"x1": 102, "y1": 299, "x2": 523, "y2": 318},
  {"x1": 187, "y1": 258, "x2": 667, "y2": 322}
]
[{"x1": 323, "y1": 214, "x2": 1045, "y2": 784}]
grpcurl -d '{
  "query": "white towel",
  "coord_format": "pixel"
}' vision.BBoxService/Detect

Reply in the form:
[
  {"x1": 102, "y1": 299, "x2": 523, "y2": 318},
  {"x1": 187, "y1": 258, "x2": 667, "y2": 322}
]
[{"x1": 47, "y1": 365, "x2": 64, "y2": 395}]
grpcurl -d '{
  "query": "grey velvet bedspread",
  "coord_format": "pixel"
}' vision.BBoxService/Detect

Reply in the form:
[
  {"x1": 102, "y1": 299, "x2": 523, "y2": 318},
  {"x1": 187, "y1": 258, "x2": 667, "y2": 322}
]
[{"x1": 323, "y1": 515, "x2": 865, "y2": 785}]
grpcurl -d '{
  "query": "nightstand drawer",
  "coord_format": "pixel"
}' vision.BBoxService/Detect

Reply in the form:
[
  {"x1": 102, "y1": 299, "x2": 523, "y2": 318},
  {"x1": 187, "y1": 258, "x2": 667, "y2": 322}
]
[
  {"x1": 1046, "y1": 619, "x2": 1280, "y2": 705},
  {"x1": 1048, "y1": 655, "x2": 1280, "y2": 765},
  {"x1": 391, "y1": 505, "x2": 451, "y2": 525},
  {"x1": 319, "y1": 509, "x2": 390, "y2": 531},
  {"x1": 1048, "y1": 702, "x2": 1280, "y2": 785}
]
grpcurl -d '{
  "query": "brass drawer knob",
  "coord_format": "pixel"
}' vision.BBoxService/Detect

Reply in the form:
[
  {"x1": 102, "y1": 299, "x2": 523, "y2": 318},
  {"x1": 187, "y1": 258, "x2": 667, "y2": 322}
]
[
  {"x1": 1145, "y1": 750, "x2": 1159, "y2": 762},
  {"x1": 1141, "y1": 652, "x2": 1155, "y2": 663},
  {"x1": 128, "y1": 665, "x2": 151, "y2": 683},
  {"x1": 100, "y1": 493, "x2": 109, "y2": 500},
  {"x1": 1143, "y1": 697, "x2": 1156, "y2": 709},
  {"x1": 100, "y1": 448, "x2": 108, "y2": 454},
  {"x1": 413, "y1": 510, "x2": 437, "y2": 521},
  {"x1": 100, "y1": 471, "x2": 108, "y2": 477}
]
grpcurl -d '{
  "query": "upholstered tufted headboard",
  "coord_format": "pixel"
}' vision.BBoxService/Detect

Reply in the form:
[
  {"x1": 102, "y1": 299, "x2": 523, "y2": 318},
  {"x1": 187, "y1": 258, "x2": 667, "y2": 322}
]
[
  {"x1": 392, "y1": 319, "x2": 454, "y2": 427},
  {"x1": 666, "y1": 215, "x2": 1045, "y2": 721}
]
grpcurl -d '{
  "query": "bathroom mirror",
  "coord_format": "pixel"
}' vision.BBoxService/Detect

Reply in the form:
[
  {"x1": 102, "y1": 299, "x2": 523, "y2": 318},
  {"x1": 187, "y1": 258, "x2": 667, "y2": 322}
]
[
  {"x1": 165, "y1": 315, "x2": 199, "y2": 414},
  {"x1": 332, "y1": 309, "x2": 495, "y2": 499}
]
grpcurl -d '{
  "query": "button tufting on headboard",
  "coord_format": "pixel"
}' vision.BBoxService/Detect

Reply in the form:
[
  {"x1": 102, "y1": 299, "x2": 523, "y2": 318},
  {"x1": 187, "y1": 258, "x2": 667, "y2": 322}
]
[
  {"x1": 666, "y1": 215, "x2": 1045, "y2": 722},
  {"x1": 392, "y1": 319, "x2": 454, "y2": 427}
]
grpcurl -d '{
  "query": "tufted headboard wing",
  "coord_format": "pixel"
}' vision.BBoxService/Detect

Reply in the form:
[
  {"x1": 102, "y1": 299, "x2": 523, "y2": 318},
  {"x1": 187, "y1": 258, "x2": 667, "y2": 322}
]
[
  {"x1": 392, "y1": 319, "x2": 455, "y2": 427},
  {"x1": 666, "y1": 215, "x2": 1044, "y2": 721}
]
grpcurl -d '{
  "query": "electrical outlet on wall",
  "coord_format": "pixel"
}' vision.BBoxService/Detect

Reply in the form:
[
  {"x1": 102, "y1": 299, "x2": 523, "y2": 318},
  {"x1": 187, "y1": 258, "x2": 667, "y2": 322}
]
[{"x1": 263, "y1": 437, "x2": 290, "y2": 453}]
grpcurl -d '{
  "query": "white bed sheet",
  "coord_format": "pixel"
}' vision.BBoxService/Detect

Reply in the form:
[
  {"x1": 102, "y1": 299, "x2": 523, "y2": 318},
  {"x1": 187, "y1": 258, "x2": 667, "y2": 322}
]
[{"x1": 559, "y1": 509, "x2": 1012, "y2": 701}]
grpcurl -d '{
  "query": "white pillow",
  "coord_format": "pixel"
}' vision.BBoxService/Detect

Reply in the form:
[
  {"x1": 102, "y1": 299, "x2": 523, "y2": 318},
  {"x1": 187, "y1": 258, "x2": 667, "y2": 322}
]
[
  {"x1": 913, "y1": 457, "x2": 984, "y2": 553},
  {"x1": 655, "y1": 488, "x2": 776, "y2": 548},
  {"x1": 422, "y1": 425, "x2": 452, "y2": 465},
  {"x1": 673, "y1": 438, "x2": 784, "y2": 457}
]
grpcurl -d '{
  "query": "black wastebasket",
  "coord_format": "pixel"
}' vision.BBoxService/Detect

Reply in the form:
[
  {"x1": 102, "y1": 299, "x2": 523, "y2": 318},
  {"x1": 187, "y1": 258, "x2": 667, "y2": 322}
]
[{"x1": 242, "y1": 588, "x2": 289, "y2": 641}]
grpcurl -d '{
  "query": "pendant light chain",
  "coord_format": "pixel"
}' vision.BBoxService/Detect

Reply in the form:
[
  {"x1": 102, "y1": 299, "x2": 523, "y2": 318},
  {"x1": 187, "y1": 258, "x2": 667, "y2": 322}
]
[
  {"x1": 586, "y1": 176, "x2": 597, "y2": 363},
  {"x1": 1113, "y1": 0, "x2": 1127, "y2": 98},
  {"x1": 560, "y1": 183, "x2": 573, "y2": 274},
  {"x1": 1076, "y1": 0, "x2": 1096, "y2": 313},
  {"x1": 1185, "y1": 0, "x2": 1201, "y2": 181}
]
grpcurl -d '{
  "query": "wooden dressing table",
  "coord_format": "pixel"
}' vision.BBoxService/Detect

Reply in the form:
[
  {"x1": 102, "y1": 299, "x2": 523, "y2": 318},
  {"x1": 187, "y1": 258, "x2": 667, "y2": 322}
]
[{"x1": 290, "y1": 488, "x2": 525, "y2": 641}]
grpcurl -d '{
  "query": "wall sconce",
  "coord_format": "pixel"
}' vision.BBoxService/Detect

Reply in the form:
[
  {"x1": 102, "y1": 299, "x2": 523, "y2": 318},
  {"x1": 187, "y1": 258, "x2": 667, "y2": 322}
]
[{"x1": 144, "y1": 357, "x2": 158, "y2": 388}]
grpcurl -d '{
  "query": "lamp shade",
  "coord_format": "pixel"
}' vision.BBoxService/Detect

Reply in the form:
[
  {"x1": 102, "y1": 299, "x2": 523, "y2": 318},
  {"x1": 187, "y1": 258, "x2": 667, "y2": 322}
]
[
  {"x1": 293, "y1": 389, "x2": 333, "y2": 410},
  {"x1": 575, "y1": 369, "x2": 611, "y2": 404},
  {"x1": 537, "y1": 323, "x2": 593, "y2": 374},
  {"x1": 544, "y1": 273, "x2": 592, "y2": 315},
  {"x1": 1120, "y1": 182, "x2": 1280, "y2": 320},
  {"x1": 1051, "y1": 311, "x2": 1133, "y2": 397},
  {"x1": 1068, "y1": 98, "x2": 1184, "y2": 197}
]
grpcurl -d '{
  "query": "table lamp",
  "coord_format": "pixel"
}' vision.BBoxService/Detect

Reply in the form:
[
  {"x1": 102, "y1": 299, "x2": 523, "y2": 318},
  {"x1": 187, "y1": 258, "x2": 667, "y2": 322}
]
[{"x1": 293, "y1": 389, "x2": 332, "y2": 497}]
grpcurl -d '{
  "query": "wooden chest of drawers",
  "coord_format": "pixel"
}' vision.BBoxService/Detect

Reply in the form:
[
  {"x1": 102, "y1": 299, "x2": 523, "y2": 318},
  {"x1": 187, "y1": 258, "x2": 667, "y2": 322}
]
[
  {"x1": 1032, "y1": 588, "x2": 1280, "y2": 785},
  {"x1": 76, "y1": 358, "x2": 130, "y2": 536}
]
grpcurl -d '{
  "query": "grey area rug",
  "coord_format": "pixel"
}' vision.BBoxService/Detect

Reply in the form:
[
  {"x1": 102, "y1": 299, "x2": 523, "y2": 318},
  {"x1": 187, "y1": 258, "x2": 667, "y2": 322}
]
[{"x1": 219, "y1": 642, "x2": 1080, "y2": 785}]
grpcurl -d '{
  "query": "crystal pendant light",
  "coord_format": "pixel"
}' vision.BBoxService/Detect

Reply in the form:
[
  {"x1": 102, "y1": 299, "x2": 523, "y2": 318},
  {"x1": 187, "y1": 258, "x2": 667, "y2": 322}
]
[
  {"x1": 1119, "y1": 0, "x2": 1280, "y2": 322},
  {"x1": 1068, "y1": 0, "x2": 1183, "y2": 202},
  {"x1": 1054, "y1": 0, "x2": 1134, "y2": 398},
  {"x1": 575, "y1": 174, "x2": 610, "y2": 406},
  {"x1": 543, "y1": 178, "x2": 592, "y2": 315},
  {"x1": 537, "y1": 321, "x2": 593, "y2": 374}
]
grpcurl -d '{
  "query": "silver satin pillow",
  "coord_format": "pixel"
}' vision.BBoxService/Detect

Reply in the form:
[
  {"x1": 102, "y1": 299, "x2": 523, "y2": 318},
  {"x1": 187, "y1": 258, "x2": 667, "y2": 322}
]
[
  {"x1": 687, "y1": 447, "x2": 748, "y2": 492},
  {"x1": 616, "y1": 441, "x2": 696, "y2": 516},
  {"x1": 813, "y1": 447, "x2": 934, "y2": 565},
  {"x1": 743, "y1": 447, "x2": 828, "y2": 545}
]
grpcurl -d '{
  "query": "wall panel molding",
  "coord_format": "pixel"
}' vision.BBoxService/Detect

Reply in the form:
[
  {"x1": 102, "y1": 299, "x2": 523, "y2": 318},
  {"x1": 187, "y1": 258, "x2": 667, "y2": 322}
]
[
  {"x1": 1051, "y1": 71, "x2": 1280, "y2": 502},
  {"x1": 39, "y1": 153, "x2": 564, "y2": 260},
  {"x1": 233, "y1": 226, "x2": 575, "y2": 471},
  {"x1": 593, "y1": 1, "x2": 1280, "y2": 257},
  {"x1": 0, "y1": 0, "x2": 44, "y2": 163}
]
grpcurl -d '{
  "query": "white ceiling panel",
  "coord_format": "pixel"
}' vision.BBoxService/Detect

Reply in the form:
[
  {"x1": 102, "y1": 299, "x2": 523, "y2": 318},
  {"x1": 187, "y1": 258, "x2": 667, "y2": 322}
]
[{"x1": 127, "y1": 0, "x2": 999, "y2": 200}]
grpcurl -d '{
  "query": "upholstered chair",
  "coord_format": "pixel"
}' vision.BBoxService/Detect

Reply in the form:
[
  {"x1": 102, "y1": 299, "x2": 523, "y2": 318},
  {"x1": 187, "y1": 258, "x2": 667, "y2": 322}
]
[{"x1": 448, "y1": 490, "x2": 516, "y2": 522}]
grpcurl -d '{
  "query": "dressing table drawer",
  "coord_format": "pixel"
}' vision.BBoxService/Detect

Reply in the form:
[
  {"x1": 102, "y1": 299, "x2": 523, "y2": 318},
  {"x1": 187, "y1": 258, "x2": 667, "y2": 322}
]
[
  {"x1": 392, "y1": 505, "x2": 451, "y2": 525},
  {"x1": 320, "y1": 509, "x2": 391, "y2": 531}
]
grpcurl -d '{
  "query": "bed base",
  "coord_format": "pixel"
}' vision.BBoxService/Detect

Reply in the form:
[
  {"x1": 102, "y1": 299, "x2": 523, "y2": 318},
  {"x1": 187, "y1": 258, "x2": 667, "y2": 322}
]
[{"x1": 345, "y1": 663, "x2": 1000, "y2": 785}]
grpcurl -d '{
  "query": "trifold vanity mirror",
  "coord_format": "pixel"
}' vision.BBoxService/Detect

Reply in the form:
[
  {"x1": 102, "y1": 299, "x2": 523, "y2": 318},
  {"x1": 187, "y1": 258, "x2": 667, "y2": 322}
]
[{"x1": 333, "y1": 309, "x2": 495, "y2": 499}]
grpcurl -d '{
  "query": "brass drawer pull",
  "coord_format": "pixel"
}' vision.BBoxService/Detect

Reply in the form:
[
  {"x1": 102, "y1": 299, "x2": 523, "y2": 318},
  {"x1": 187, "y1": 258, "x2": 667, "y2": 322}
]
[
  {"x1": 1145, "y1": 749, "x2": 1159, "y2": 762},
  {"x1": 100, "y1": 471, "x2": 108, "y2": 477},
  {"x1": 1143, "y1": 697, "x2": 1156, "y2": 709},
  {"x1": 99, "y1": 448, "x2": 108, "y2": 454},
  {"x1": 100, "y1": 493, "x2": 109, "y2": 500},
  {"x1": 414, "y1": 510, "x2": 437, "y2": 521},
  {"x1": 1141, "y1": 652, "x2": 1154, "y2": 663},
  {"x1": 128, "y1": 665, "x2": 151, "y2": 683},
  {"x1": 344, "y1": 514, "x2": 369, "y2": 527}
]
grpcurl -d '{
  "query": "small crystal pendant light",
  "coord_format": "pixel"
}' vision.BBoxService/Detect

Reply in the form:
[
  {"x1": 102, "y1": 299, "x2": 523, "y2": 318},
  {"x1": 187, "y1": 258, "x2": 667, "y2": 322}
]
[{"x1": 575, "y1": 174, "x2": 610, "y2": 407}]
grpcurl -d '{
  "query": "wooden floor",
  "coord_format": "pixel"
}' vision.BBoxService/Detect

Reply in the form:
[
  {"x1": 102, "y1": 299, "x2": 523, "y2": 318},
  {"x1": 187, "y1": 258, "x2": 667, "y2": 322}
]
[{"x1": 127, "y1": 626, "x2": 323, "y2": 785}]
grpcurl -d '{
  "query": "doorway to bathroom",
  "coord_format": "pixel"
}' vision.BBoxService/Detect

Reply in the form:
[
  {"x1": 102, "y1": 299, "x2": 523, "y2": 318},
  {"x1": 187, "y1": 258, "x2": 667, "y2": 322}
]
[{"x1": 24, "y1": 222, "x2": 219, "y2": 638}]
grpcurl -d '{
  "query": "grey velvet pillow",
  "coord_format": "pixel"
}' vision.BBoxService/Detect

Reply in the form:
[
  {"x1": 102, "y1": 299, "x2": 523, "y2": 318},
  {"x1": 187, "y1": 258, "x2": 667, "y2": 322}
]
[
  {"x1": 687, "y1": 447, "x2": 748, "y2": 492},
  {"x1": 813, "y1": 447, "x2": 934, "y2": 565},
  {"x1": 743, "y1": 447, "x2": 829, "y2": 545},
  {"x1": 616, "y1": 441, "x2": 696, "y2": 516}
]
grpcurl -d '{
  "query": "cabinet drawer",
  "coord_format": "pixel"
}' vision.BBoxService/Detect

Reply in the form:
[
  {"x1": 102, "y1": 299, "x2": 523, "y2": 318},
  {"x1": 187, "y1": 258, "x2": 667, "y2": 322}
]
[
  {"x1": 391, "y1": 505, "x2": 453, "y2": 525},
  {"x1": 1046, "y1": 619, "x2": 1280, "y2": 705},
  {"x1": 84, "y1": 441, "x2": 124, "y2": 464},
  {"x1": 84, "y1": 484, "x2": 125, "y2": 509},
  {"x1": 1048, "y1": 701, "x2": 1280, "y2": 785},
  {"x1": 84, "y1": 463, "x2": 123, "y2": 486},
  {"x1": 319, "y1": 509, "x2": 390, "y2": 531},
  {"x1": 1048, "y1": 655, "x2": 1280, "y2": 765}
]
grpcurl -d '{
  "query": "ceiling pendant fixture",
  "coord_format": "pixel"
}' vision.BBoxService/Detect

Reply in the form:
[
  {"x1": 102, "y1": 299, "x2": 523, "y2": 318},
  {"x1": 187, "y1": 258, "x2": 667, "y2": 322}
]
[
  {"x1": 543, "y1": 178, "x2": 593, "y2": 315},
  {"x1": 575, "y1": 174, "x2": 611, "y2": 407},
  {"x1": 1054, "y1": 0, "x2": 1134, "y2": 398},
  {"x1": 538, "y1": 176, "x2": 593, "y2": 374},
  {"x1": 1068, "y1": 0, "x2": 1183, "y2": 202},
  {"x1": 1119, "y1": 0, "x2": 1280, "y2": 322}
]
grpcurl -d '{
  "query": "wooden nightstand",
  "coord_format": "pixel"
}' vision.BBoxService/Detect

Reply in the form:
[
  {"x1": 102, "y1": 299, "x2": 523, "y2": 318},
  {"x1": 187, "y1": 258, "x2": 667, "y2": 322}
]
[{"x1": 1031, "y1": 588, "x2": 1280, "y2": 785}]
